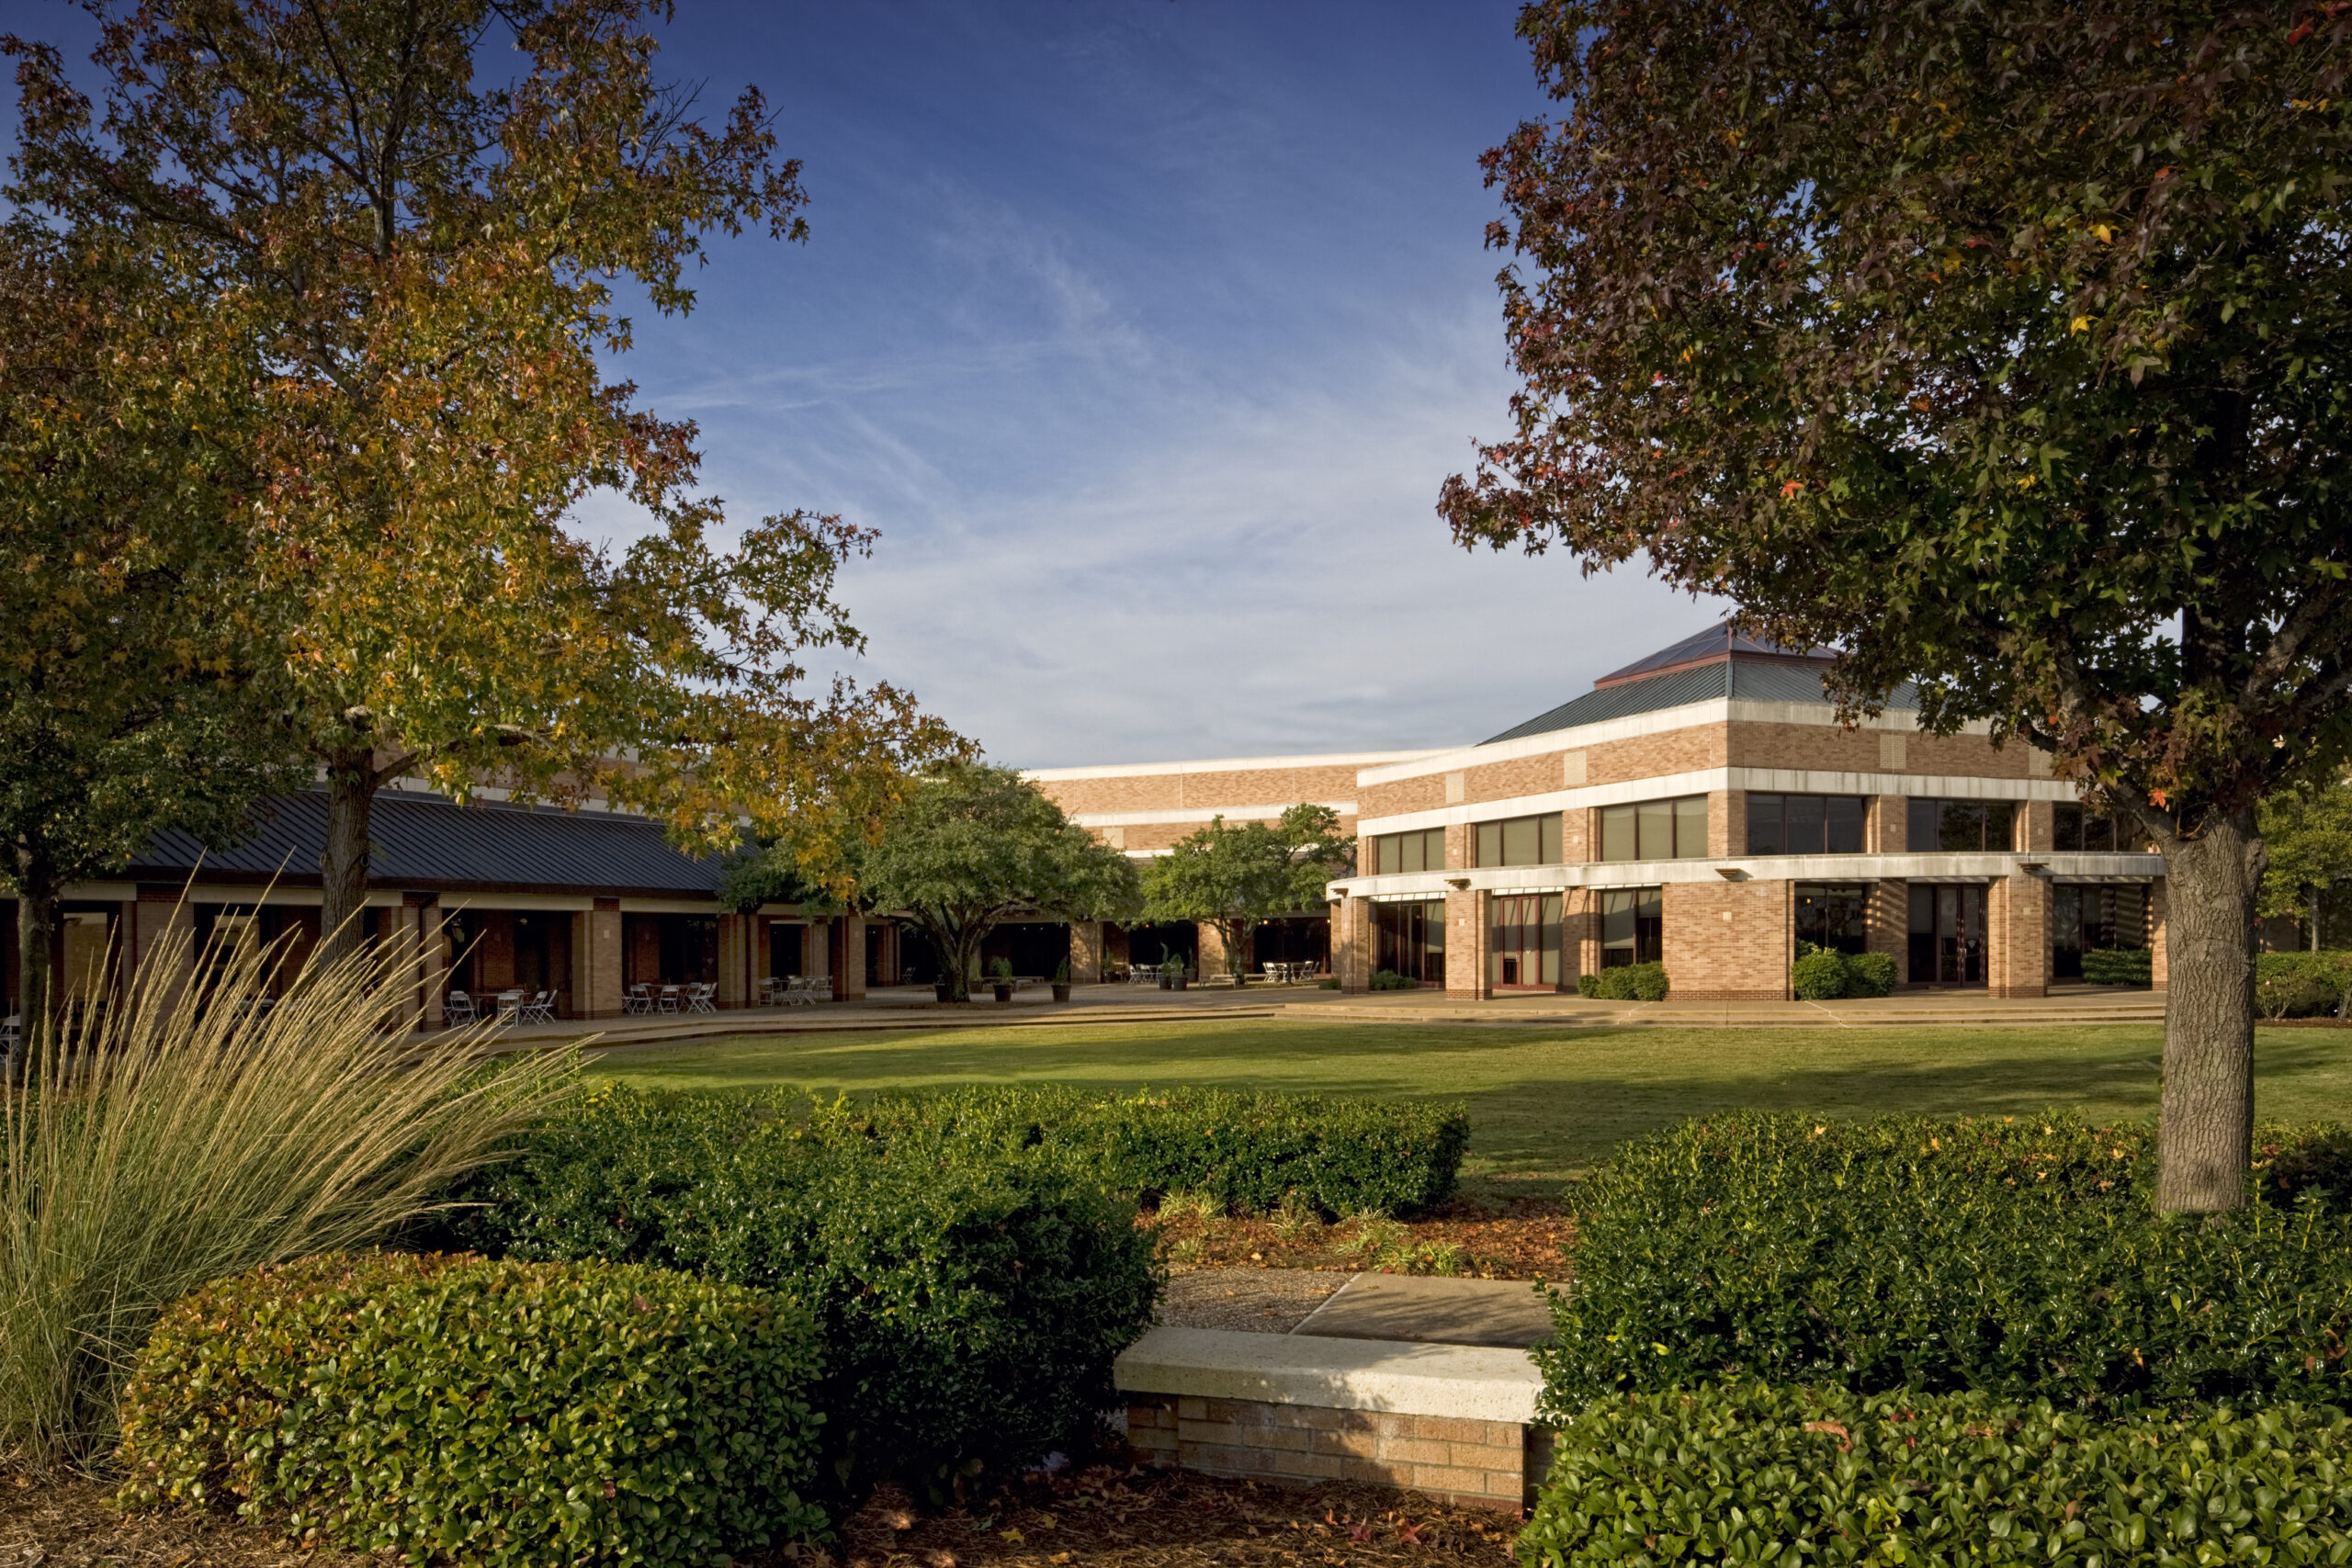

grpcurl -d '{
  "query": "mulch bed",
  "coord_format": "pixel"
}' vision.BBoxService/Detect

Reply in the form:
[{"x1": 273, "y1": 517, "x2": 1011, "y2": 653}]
[
  {"x1": 1, "y1": 1464, "x2": 1519, "y2": 1568},
  {"x1": 1144, "y1": 1198, "x2": 1571, "y2": 1281}
]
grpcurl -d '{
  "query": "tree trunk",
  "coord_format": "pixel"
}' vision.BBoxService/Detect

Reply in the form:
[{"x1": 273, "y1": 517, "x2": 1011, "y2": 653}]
[
  {"x1": 319, "y1": 749, "x2": 378, "y2": 967},
  {"x1": 941, "y1": 924, "x2": 976, "y2": 1002},
  {"x1": 13, "y1": 854, "x2": 58, "y2": 1058},
  {"x1": 2154, "y1": 812, "x2": 2265, "y2": 1213}
]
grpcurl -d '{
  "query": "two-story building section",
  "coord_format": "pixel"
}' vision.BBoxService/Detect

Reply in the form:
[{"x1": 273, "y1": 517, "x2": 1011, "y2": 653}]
[{"x1": 1325, "y1": 623, "x2": 2170, "y2": 999}]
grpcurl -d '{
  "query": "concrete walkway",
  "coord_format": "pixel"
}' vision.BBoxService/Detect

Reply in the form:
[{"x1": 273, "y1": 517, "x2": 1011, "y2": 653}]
[{"x1": 458, "y1": 977, "x2": 2165, "y2": 1054}]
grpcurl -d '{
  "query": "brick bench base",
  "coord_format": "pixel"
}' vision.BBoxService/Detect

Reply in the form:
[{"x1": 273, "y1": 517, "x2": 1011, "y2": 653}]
[{"x1": 1114, "y1": 1326, "x2": 1548, "y2": 1515}]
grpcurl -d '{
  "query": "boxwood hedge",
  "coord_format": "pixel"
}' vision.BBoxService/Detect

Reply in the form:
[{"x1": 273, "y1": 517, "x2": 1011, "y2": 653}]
[
  {"x1": 1522, "y1": 1382, "x2": 2352, "y2": 1567},
  {"x1": 445, "y1": 1087, "x2": 1164, "y2": 1498},
  {"x1": 821, "y1": 1084, "x2": 1471, "y2": 1217},
  {"x1": 117, "y1": 1251, "x2": 825, "y2": 1567},
  {"x1": 1577, "y1": 962, "x2": 1669, "y2": 1001},
  {"x1": 1538, "y1": 1113, "x2": 2352, "y2": 1415}
]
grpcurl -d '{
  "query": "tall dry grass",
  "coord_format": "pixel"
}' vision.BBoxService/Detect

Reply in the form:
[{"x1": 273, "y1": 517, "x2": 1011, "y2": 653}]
[{"x1": 0, "y1": 914, "x2": 581, "y2": 1470}]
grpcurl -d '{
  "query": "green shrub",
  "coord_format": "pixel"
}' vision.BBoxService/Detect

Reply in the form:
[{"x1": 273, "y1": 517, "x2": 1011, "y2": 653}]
[
  {"x1": 2257, "y1": 950, "x2": 2352, "y2": 1020},
  {"x1": 118, "y1": 1252, "x2": 825, "y2": 1566},
  {"x1": 831, "y1": 1084, "x2": 1471, "y2": 1218},
  {"x1": 1521, "y1": 1382, "x2": 2352, "y2": 1568},
  {"x1": 1789, "y1": 948, "x2": 1849, "y2": 999},
  {"x1": 447, "y1": 1089, "x2": 1163, "y2": 1497},
  {"x1": 1583, "y1": 962, "x2": 1668, "y2": 1001},
  {"x1": 1537, "y1": 1112, "x2": 2352, "y2": 1415},
  {"x1": 1368, "y1": 969, "x2": 1417, "y2": 990},
  {"x1": 2081, "y1": 946, "x2": 2154, "y2": 986},
  {"x1": 1844, "y1": 950, "x2": 1897, "y2": 997}
]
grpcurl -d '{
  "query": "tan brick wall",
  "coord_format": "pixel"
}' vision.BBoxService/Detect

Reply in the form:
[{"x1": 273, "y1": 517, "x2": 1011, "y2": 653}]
[
  {"x1": 1360, "y1": 772, "x2": 1451, "y2": 820},
  {"x1": 1989, "y1": 874, "x2": 2048, "y2": 998},
  {"x1": 1587, "y1": 726, "x2": 1724, "y2": 789},
  {"x1": 1445, "y1": 888, "x2": 1491, "y2": 999},
  {"x1": 1334, "y1": 897, "x2": 1372, "y2": 993},
  {"x1": 1069, "y1": 920, "x2": 1104, "y2": 983},
  {"x1": 2150, "y1": 884, "x2": 2169, "y2": 991},
  {"x1": 1126, "y1": 1397, "x2": 1529, "y2": 1513},
  {"x1": 1040, "y1": 764, "x2": 1374, "y2": 820},
  {"x1": 1730, "y1": 721, "x2": 1885, "y2": 773},
  {"x1": 1663, "y1": 877, "x2": 1792, "y2": 1000},
  {"x1": 582, "y1": 907, "x2": 623, "y2": 1019},
  {"x1": 1874, "y1": 795, "x2": 1906, "y2": 852},
  {"x1": 1868, "y1": 882, "x2": 1909, "y2": 981}
]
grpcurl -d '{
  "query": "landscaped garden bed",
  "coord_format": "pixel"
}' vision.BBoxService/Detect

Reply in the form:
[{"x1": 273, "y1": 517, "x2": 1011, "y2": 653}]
[{"x1": 1142, "y1": 1195, "x2": 1572, "y2": 1280}]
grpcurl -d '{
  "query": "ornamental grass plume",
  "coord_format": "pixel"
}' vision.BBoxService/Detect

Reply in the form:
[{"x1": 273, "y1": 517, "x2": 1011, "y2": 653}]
[{"x1": 0, "y1": 911, "x2": 580, "y2": 1470}]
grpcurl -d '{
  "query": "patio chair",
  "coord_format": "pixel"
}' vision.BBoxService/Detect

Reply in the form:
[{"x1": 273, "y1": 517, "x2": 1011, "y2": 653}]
[
  {"x1": 444, "y1": 991, "x2": 478, "y2": 1027},
  {"x1": 655, "y1": 985, "x2": 683, "y2": 1013},
  {"x1": 622, "y1": 985, "x2": 652, "y2": 1015},
  {"x1": 0, "y1": 1013, "x2": 17, "y2": 1077},
  {"x1": 518, "y1": 990, "x2": 555, "y2": 1025},
  {"x1": 758, "y1": 976, "x2": 781, "y2": 1007},
  {"x1": 685, "y1": 982, "x2": 717, "y2": 1014}
]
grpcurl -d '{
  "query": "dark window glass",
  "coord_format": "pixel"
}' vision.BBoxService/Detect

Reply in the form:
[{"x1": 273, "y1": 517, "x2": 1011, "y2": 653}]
[
  {"x1": 1543, "y1": 813, "x2": 1563, "y2": 864},
  {"x1": 1795, "y1": 883, "x2": 1870, "y2": 955},
  {"x1": 1502, "y1": 816, "x2": 1540, "y2": 866},
  {"x1": 1986, "y1": 801, "x2": 2017, "y2": 851},
  {"x1": 1602, "y1": 796, "x2": 1707, "y2": 862},
  {"x1": 1938, "y1": 801, "x2": 1986, "y2": 852},
  {"x1": 1909, "y1": 798, "x2": 1939, "y2": 851},
  {"x1": 1475, "y1": 815, "x2": 1563, "y2": 868},
  {"x1": 1786, "y1": 794, "x2": 1826, "y2": 854},
  {"x1": 1747, "y1": 794, "x2": 1785, "y2": 856},
  {"x1": 1373, "y1": 828, "x2": 1444, "y2": 874},
  {"x1": 1490, "y1": 892, "x2": 1565, "y2": 987},
  {"x1": 1826, "y1": 796, "x2": 1865, "y2": 853},
  {"x1": 1374, "y1": 898, "x2": 1447, "y2": 984},
  {"x1": 1476, "y1": 821, "x2": 1500, "y2": 867},
  {"x1": 1636, "y1": 800, "x2": 1674, "y2": 860},
  {"x1": 2054, "y1": 804, "x2": 2083, "y2": 852},
  {"x1": 1600, "y1": 887, "x2": 1663, "y2": 966}
]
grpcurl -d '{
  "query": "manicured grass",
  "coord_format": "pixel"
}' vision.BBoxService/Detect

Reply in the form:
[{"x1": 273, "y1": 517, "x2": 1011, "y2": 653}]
[{"x1": 585, "y1": 1021, "x2": 2349, "y2": 1192}]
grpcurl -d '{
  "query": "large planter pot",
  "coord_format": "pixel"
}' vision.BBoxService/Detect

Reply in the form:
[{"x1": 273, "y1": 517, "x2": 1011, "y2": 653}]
[
  {"x1": 992, "y1": 982, "x2": 1014, "y2": 1003},
  {"x1": 1171, "y1": 975, "x2": 1188, "y2": 991},
  {"x1": 1159, "y1": 975, "x2": 1172, "y2": 990},
  {"x1": 1050, "y1": 982, "x2": 1071, "y2": 1003},
  {"x1": 933, "y1": 981, "x2": 953, "y2": 1003}
]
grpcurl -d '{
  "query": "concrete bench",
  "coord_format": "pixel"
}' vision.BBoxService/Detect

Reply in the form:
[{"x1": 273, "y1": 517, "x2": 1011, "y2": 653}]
[{"x1": 1114, "y1": 1325, "x2": 1547, "y2": 1513}]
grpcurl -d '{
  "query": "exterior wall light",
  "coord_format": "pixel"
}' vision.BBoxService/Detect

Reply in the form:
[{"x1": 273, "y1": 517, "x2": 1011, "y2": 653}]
[{"x1": 1714, "y1": 866, "x2": 1747, "y2": 880}]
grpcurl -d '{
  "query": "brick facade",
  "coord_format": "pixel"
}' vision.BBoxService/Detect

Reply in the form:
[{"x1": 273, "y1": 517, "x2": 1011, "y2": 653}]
[{"x1": 1125, "y1": 1396, "x2": 1532, "y2": 1513}]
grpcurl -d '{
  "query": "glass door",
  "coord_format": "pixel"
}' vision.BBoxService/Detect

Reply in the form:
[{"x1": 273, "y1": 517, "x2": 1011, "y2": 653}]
[
  {"x1": 1490, "y1": 894, "x2": 1562, "y2": 989},
  {"x1": 1906, "y1": 885, "x2": 1987, "y2": 986}
]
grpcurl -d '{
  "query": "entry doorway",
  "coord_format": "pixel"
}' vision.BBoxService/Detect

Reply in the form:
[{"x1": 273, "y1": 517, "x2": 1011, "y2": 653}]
[
  {"x1": 1490, "y1": 894, "x2": 1563, "y2": 990},
  {"x1": 1907, "y1": 884, "x2": 1987, "y2": 986}
]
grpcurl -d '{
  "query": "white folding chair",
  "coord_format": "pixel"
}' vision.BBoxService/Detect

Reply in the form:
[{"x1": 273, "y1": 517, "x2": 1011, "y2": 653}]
[
  {"x1": 519, "y1": 990, "x2": 555, "y2": 1025},
  {"x1": 685, "y1": 982, "x2": 717, "y2": 1014},
  {"x1": 445, "y1": 991, "x2": 478, "y2": 1027},
  {"x1": 623, "y1": 985, "x2": 652, "y2": 1015}
]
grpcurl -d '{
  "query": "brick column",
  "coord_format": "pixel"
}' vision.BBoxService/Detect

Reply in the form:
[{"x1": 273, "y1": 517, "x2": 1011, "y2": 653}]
[
  {"x1": 1990, "y1": 874, "x2": 2049, "y2": 998},
  {"x1": 1069, "y1": 919, "x2": 1104, "y2": 983},
  {"x1": 1334, "y1": 897, "x2": 1372, "y2": 993},
  {"x1": 1444, "y1": 888, "x2": 1490, "y2": 1000},
  {"x1": 2149, "y1": 883, "x2": 2169, "y2": 992},
  {"x1": 836, "y1": 913, "x2": 866, "y2": 1001},
  {"x1": 1196, "y1": 920, "x2": 1232, "y2": 981},
  {"x1": 1876, "y1": 795, "x2": 1908, "y2": 853},
  {"x1": 130, "y1": 890, "x2": 196, "y2": 1014},
  {"x1": 580, "y1": 899, "x2": 623, "y2": 1019},
  {"x1": 718, "y1": 913, "x2": 749, "y2": 1009},
  {"x1": 1867, "y1": 881, "x2": 1908, "y2": 983},
  {"x1": 415, "y1": 901, "x2": 447, "y2": 1026}
]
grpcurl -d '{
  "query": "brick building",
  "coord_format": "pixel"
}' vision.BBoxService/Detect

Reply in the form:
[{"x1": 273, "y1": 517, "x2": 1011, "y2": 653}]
[{"x1": 1327, "y1": 624, "x2": 2166, "y2": 999}]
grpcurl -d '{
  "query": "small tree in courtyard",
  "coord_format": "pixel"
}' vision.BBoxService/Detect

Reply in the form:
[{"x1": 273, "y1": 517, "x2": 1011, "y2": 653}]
[
  {"x1": 1444, "y1": 0, "x2": 2352, "y2": 1211},
  {"x1": 1142, "y1": 806, "x2": 1352, "y2": 982},
  {"x1": 2260, "y1": 774, "x2": 2352, "y2": 952},
  {"x1": 826, "y1": 764, "x2": 1137, "y2": 1002}
]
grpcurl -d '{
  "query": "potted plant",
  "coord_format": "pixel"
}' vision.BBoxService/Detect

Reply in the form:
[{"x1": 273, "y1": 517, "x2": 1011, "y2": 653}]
[
  {"x1": 933, "y1": 974, "x2": 953, "y2": 1003},
  {"x1": 990, "y1": 956, "x2": 1015, "y2": 1003},
  {"x1": 1051, "y1": 957, "x2": 1071, "y2": 1003},
  {"x1": 1160, "y1": 953, "x2": 1187, "y2": 991}
]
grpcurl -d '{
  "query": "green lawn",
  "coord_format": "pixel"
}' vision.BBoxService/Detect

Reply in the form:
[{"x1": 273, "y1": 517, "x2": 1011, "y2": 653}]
[{"x1": 585, "y1": 1021, "x2": 2351, "y2": 1194}]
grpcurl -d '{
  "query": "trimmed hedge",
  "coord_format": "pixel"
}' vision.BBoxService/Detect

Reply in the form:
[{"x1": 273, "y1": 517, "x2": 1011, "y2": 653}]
[
  {"x1": 2082, "y1": 946, "x2": 2154, "y2": 986},
  {"x1": 447, "y1": 1088, "x2": 1164, "y2": 1496},
  {"x1": 2259, "y1": 951, "x2": 2352, "y2": 1020},
  {"x1": 1537, "y1": 1113, "x2": 2352, "y2": 1415},
  {"x1": 118, "y1": 1252, "x2": 825, "y2": 1566},
  {"x1": 1789, "y1": 947, "x2": 1896, "y2": 1000},
  {"x1": 1521, "y1": 1382, "x2": 2352, "y2": 1567},
  {"x1": 1577, "y1": 962, "x2": 1668, "y2": 1000},
  {"x1": 824, "y1": 1085, "x2": 1470, "y2": 1218}
]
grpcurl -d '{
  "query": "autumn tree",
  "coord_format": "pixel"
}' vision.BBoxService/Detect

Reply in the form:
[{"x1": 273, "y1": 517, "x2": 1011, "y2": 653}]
[
  {"x1": 1141, "y1": 806, "x2": 1352, "y2": 982},
  {"x1": 5, "y1": 0, "x2": 956, "y2": 962},
  {"x1": 815, "y1": 764, "x2": 1137, "y2": 1002},
  {"x1": 1444, "y1": 0, "x2": 2352, "y2": 1210},
  {"x1": 0, "y1": 231, "x2": 301, "y2": 1033}
]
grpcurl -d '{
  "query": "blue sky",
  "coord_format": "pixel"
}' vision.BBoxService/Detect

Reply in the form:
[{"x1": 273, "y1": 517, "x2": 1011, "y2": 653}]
[{"x1": 11, "y1": 0, "x2": 1727, "y2": 767}]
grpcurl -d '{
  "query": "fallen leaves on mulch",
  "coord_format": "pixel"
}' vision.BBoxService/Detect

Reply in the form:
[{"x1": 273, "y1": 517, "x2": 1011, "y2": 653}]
[
  {"x1": 0, "y1": 1464, "x2": 1520, "y2": 1568},
  {"x1": 835, "y1": 1464, "x2": 1518, "y2": 1568},
  {"x1": 1143, "y1": 1198, "x2": 1571, "y2": 1280},
  {"x1": 0, "y1": 1467, "x2": 372, "y2": 1568}
]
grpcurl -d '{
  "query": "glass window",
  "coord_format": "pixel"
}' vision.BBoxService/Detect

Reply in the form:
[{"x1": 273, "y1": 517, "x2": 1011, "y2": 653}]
[
  {"x1": 2054, "y1": 804, "x2": 2123, "y2": 852},
  {"x1": 1600, "y1": 796, "x2": 1707, "y2": 862},
  {"x1": 1490, "y1": 892, "x2": 1564, "y2": 987},
  {"x1": 1476, "y1": 814, "x2": 1563, "y2": 868},
  {"x1": 1374, "y1": 828, "x2": 1445, "y2": 874},
  {"x1": 1908, "y1": 799, "x2": 2019, "y2": 852},
  {"x1": 1747, "y1": 794, "x2": 1867, "y2": 855},
  {"x1": 1600, "y1": 887, "x2": 1663, "y2": 966},
  {"x1": 1794, "y1": 883, "x2": 1870, "y2": 955},
  {"x1": 1374, "y1": 898, "x2": 1446, "y2": 984}
]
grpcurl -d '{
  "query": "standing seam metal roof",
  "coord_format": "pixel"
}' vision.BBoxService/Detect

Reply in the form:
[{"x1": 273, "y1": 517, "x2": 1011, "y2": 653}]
[
  {"x1": 1481, "y1": 661, "x2": 1920, "y2": 746},
  {"x1": 127, "y1": 790, "x2": 723, "y2": 897}
]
